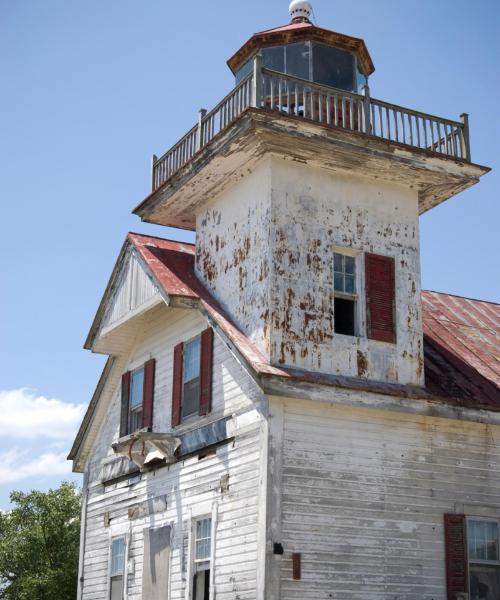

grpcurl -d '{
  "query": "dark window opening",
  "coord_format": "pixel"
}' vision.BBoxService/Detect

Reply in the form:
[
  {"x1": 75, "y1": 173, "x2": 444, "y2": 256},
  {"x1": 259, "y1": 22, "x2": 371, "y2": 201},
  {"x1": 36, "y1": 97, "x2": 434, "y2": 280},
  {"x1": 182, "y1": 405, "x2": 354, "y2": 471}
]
[
  {"x1": 193, "y1": 569, "x2": 210, "y2": 600},
  {"x1": 334, "y1": 297, "x2": 356, "y2": 336}
]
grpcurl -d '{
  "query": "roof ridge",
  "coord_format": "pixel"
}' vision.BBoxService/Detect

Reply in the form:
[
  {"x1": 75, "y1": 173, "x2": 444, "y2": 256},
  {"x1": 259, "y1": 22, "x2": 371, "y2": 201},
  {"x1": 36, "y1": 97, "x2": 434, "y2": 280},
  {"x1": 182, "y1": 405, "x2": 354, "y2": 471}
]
[
  {"x1": 128, "y1": 231, "x2": 195, "y2": 246},
  {"x1": 422, "y1": 289, "x2": 500, "y2": 307}
]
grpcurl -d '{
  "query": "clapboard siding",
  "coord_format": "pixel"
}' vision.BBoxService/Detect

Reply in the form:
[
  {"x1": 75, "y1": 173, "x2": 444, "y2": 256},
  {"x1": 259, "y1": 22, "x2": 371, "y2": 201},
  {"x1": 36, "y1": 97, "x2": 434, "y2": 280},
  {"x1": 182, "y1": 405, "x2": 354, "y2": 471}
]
[
  {"x1": 81, "y1": 304, "x2": 265, "y2": 600},
  {"x1": 277, "y1": 398, "x2": 500, "y2": 600}
]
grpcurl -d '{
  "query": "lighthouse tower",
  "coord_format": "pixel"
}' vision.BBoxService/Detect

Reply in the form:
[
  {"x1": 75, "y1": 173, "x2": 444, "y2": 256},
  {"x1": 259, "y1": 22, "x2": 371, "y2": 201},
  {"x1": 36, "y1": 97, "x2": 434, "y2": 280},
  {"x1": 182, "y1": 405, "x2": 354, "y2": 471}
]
[{"x1": 136, "y1": 1, "x2": 484, "y2": 389}]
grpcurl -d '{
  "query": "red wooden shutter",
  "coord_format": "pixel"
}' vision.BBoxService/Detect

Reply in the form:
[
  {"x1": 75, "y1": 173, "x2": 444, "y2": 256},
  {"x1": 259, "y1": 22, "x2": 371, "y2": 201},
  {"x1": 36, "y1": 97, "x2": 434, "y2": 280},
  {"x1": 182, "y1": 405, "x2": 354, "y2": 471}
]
[
  {"x1": 199, "y1": 328, "x2": 214, "y2": 416},
  {"x1": 171, "y1": 343, "x2": 184, "y2": 428},
  {"x1": 120, "y1": 371, "x2": 131, "y2": 438},
  {"x1": 365, "y1": 253, "x2": 396, "y2": 343},
  {"x1": 444, "y1": 514, "x2": 468, "y2": 600},
  {"x1": 142, "y1": 358, "x2": 156, "y2": 430}
]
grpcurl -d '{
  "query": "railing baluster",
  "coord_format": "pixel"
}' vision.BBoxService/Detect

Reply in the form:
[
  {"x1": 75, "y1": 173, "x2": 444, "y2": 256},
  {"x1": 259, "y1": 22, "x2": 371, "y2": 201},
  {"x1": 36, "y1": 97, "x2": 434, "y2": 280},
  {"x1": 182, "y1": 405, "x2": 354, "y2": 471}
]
[
  {"x1": 436, "y1": 121, "x2": 443, "y2": 153},
  {"x1": 151, "y1": 70, "x2": 472, "y2": 192}
]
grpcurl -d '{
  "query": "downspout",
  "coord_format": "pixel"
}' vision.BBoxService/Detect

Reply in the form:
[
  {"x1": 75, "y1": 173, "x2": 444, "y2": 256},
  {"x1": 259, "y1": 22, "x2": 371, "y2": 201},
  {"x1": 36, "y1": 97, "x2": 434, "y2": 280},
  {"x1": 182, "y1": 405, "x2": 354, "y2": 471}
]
[{"x1": 76, "y1": 471, "x2": 89, "y2": 600}]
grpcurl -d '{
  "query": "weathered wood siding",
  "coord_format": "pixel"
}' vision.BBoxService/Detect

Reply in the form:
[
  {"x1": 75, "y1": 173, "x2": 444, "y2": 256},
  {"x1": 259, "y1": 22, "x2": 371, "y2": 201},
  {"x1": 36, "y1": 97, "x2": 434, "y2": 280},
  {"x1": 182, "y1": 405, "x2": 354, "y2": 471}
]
[
  {"x1": 272, "y1": 397, "x2": 500, "y2": 600},
  {"x1": 81, "y1": 305, "x2": 266, "y2": 599}
]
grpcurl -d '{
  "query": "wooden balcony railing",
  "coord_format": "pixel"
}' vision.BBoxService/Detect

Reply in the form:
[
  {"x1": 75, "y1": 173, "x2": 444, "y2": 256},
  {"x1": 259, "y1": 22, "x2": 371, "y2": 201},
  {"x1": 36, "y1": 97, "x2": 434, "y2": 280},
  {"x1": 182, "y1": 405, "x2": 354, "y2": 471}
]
[{"x1": 151, "y1": 55, "x2": 471, "y2": 192}]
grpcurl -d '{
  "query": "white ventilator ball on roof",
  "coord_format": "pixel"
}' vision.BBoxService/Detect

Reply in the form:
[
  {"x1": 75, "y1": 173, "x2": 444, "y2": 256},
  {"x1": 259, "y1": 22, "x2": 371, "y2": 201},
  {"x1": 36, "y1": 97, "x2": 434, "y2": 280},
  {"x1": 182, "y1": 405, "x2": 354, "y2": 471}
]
[{"x1": 289, "y1": 0, "x2": 313, "y2": 20}]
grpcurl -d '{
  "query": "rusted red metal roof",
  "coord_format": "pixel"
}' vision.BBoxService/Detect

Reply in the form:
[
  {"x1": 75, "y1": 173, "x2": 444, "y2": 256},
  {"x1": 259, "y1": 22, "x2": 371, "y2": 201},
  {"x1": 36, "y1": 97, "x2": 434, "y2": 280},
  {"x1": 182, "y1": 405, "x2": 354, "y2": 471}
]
[
  {"x1": 422, "y1": 291, "x2": 500, "y2": 406},
  {"x1": 129, "y1": 234, "x2": 500, "y2": 408},
  {"x1": 227, "y1": 21, "x2": 375, "y2": 76}
]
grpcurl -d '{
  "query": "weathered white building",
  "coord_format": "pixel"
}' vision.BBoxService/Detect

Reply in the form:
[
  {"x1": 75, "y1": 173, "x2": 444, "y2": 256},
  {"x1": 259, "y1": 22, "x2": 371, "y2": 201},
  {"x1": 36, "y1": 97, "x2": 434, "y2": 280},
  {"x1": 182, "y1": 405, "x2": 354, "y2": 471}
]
[{"x1": 69, "y1": 3, "x2": 500, "y2": 599}]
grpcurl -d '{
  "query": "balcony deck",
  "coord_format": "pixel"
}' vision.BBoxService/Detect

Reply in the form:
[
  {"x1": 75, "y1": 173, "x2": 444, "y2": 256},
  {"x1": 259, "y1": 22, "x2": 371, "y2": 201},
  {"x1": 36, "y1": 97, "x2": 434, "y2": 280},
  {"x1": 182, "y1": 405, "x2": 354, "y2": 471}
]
[{"x1": 151, "y1": 58, "x2": 471, "y2": 194}]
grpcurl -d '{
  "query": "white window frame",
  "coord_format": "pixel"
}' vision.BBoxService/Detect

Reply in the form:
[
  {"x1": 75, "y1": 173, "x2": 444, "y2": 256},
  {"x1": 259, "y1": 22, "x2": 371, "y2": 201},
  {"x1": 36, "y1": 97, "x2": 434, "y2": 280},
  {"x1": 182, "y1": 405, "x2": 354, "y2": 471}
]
[
  {"x1": 185, "y1": 503, "x2": 218, "y2": 600},
  {"x1": 107, "y1": 534, "x2": 128, "y2": 600},
  {"x1": 467, "y1": 516, "x2": 500, "y2": 597},
  {"x1": 181, "y1": 334, "x2": 201, "y2": 422},
  {"x1": 332, "y1": 247, "x2": 365, "y2": 337}
]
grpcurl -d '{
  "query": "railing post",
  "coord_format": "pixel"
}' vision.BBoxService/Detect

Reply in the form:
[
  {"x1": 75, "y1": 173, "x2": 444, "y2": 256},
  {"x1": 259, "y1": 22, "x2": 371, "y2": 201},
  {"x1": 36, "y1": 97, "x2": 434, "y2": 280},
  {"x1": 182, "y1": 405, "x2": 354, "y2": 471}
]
[
  {"x1": 252, "y1": 54, "x2": 263, "y2": 108},
  {"x1": 197, "y1": 108, "x2": 207, "y2": 151},
  {"x1": 460, "y1": 113, "x2": 471, "y2": 161},
  {"x1": 363, "y1": 84, "x2": 371, "y2": 135},
  {"x1": 151, "y1": 154, "x2": 157, "y2": 191}
]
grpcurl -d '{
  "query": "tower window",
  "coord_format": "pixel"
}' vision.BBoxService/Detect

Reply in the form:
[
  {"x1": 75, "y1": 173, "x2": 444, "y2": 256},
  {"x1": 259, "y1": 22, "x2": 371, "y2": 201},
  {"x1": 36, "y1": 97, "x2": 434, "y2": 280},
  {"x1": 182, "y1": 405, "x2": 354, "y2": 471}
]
[{"x1": 334, "y1": 252, "x2": 357, "y2": 336}]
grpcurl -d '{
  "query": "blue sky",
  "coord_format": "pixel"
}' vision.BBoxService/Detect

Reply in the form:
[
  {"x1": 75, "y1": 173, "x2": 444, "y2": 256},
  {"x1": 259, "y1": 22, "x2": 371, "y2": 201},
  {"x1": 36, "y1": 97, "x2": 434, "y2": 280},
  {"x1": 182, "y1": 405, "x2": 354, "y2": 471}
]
[{"x1": 0, "y1": 0, "x2": 498, "y2": 508}]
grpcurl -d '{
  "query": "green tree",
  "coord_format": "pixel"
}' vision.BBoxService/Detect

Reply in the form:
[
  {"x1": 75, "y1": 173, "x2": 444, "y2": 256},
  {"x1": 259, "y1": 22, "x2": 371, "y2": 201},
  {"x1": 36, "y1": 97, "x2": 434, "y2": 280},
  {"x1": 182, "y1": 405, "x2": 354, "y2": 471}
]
[{"x1": 0, "y1": 481, "x2": 81, "y2": 600}]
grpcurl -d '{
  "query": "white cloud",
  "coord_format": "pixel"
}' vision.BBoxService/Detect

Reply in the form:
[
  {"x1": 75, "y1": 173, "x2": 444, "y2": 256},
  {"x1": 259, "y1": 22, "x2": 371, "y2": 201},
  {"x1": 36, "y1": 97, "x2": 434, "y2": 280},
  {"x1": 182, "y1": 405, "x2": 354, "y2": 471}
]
[
  {"x1": 0, "y1": 388, "x2": 85, "y2": 440},
  {"x1": 0, "y1": 448, "x2": 72, "y2": 484}
]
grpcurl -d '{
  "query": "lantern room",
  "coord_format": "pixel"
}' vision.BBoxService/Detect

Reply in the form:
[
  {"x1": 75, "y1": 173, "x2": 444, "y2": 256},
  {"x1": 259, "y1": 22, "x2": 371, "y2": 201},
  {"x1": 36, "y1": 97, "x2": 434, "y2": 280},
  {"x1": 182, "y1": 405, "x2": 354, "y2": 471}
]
[{"x1": 228, "y1": 1, "x2": 375, "y2": 94}]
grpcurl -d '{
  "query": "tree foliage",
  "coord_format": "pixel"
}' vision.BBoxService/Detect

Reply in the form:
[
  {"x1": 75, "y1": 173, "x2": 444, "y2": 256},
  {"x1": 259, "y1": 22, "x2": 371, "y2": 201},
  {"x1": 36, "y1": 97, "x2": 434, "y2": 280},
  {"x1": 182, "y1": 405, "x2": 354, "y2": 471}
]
[{"x1": 0, "y1": 481, "x2": 81, "y2": 600}]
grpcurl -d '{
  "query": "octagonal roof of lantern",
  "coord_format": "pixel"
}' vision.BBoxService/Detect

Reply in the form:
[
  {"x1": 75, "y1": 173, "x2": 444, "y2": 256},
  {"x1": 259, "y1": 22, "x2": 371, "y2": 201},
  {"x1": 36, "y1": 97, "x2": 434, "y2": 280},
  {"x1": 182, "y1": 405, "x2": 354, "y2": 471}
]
[{"x1": 227, "y1": 20, "x2": 375, "y2": 77}]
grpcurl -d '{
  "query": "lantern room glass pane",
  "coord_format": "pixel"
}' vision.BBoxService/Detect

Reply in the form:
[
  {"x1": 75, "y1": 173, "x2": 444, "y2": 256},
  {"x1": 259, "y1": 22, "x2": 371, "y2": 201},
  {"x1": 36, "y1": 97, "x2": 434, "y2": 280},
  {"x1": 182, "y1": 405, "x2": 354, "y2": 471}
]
[
  {"x1": 263, "y1": 46, "x2": 285, "y2": 73},
  {"x1": 285, "y1": 42, "x2": 311, "y2": 80},
  {"x1": 312, "y1": 43, "x2": 355, "y2": 91},
  {"x1": 356, "y1": 65, "x2": 368, "y2": 93},
  {"x1": 235, "y1": 59, "x2": 252, "y2": 84}
]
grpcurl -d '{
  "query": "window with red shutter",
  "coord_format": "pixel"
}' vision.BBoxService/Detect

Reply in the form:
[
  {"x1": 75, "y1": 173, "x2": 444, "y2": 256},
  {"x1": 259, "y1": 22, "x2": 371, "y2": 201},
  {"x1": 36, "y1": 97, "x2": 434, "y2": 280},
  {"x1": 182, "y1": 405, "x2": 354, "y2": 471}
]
[
  {"x1": 365, "y1": 253, "x2": 396, "y2": 343},
  {"x1": 172, "y1": 328, "x2": 214, "y2": 427}
]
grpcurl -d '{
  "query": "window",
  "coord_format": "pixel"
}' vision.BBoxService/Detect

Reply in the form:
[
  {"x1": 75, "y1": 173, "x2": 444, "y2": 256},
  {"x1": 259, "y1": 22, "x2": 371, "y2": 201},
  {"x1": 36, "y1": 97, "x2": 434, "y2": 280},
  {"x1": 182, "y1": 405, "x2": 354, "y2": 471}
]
[
  {"x1": 193, "y1": 518, "x2": 212, "y2": 600},
  {"x1": 468, "y1": 518, "x2": 500, "y2": 600},
  {"x1": 172, "y1": 328, "x2": 214, "y2": 428},
  {"x1": 109, "y1": 536, "x2": 125, "y2": 600},
  {"x1": 120, "y1": 359, "x2": 156, "y2": 438},
  {"x1": 129, "y1": 367, "x2": 144, "y2": 432},
  {"x1": 182, "y1": 337, "x2": 201, "y2": 419},
  {"x1": 333, "y1": 252, "x2": 357, "y2": 336}
]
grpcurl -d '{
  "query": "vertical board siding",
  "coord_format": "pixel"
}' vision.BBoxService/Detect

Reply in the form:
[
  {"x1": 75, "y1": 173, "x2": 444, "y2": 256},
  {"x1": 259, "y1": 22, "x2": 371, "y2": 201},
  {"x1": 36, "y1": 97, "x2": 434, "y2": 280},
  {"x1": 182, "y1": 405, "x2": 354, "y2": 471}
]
[
  {"x1": 82, "y1": 305, "x2": 266, "y2": 600},
  {"x1": 277, "y1": 398, "x2": 500, "y2": 600},
  {"x1": 103, "y1": 251, "x2": 159, "y2": 330}
]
